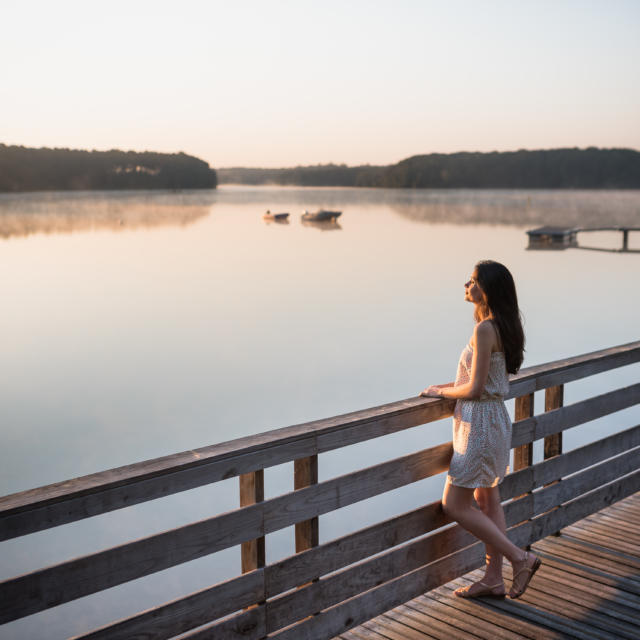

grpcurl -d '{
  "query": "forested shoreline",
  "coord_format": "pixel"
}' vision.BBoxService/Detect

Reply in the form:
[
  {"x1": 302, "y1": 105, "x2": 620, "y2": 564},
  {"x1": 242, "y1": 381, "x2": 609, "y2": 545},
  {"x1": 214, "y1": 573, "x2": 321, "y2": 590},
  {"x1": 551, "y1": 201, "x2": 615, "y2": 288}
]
[
  {"x1": 218, "y1": 148, "x2": 640, "y2": 189},
  {"x1": 0, "y1": 145, "x2": 217, "y2": 192},
  {"x1": 3, "y1": 146, "x2": 639, "y2": 192}
]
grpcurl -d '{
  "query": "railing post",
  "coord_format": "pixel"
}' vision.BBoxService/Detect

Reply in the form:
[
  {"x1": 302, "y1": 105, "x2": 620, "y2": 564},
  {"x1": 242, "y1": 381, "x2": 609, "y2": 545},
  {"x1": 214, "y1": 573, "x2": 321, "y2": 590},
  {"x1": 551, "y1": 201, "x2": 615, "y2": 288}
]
[
  {"x1": 514, "y1": 393, "x2": 534, "y2": 471},
  {"x1": 294, "y1": 455, "x2": 319, "y2": 600},
  {"x1": 513, "y1": 393, "x2": 535, "y2": 548},
  {"x1": 240, "y1": 470, "x2": 265, "y2": 574},
  {"x1": 294, "y1": 455, "x2": 319, "y2": 553},
  {"x1": 544, "y1": 385, "x2": 564, "y2": 460},
  {"x1": 544, "y1": 385, "x2": 564, "y2": 535}
]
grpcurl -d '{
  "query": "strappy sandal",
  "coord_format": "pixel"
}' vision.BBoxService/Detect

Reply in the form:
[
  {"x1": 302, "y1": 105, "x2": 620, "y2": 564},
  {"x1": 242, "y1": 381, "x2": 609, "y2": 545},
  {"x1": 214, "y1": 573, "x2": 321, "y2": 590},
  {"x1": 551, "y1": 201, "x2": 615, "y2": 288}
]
[
  {"x1": 509, "y1": 551, "x2": 541, "y2": 599},
  {"x1": 454, "y1": 580, "x2": 506, "y2": 599}
]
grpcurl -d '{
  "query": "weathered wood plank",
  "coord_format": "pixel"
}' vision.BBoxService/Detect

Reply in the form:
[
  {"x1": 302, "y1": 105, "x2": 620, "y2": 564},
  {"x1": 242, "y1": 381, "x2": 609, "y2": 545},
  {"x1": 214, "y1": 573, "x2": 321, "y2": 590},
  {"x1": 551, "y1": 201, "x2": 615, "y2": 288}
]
[
  {"x1": 522, "y1": 573, "x2": 640, "y2": 625},
  {"x1": 452, "y1": 574, "x2": 618, "y2": 640},
  {"x1": 400, "y1": 597, "x2": 518, "y2": 640},
  {"x1": 266, "y1": 456, "x2": 636, "y2": 634},
  {"x1": 176, "y1": 605, "x2": 266, "y2": 640},
  {"x1": 358, "y1": 621, "x2": 409, "y2": 640},
  {"x1": 0, "y1": 438, "x2": 313, "y2": 541},
  {"x1": 0, "y1": 443, "x2": 452, "y2": 623},
  {"x1": 513, "y1": 394, "x2": 534, "y2": 473},
  {"x1": 72, "y1": 570, "x2": 265, "y2": 640},
  {"x1": 516, "y1": 584, "x2": 638, "y2": 639},
  {"x1": 294, "y1": 455, "x2": 319, "y2": 554},
  {"x1": 265, "y1": 502, "x2": 534, "y2": 633},
  {"x1": 543, "y1": 385, "x2": 563, "y2": 459},
  {"x1": 501, "y1": 424, "x2": 640, "y2": 499},
  {"x1": 507, "y1": 340, "x2": 640, "y2": 398},
  {"x1": 425, "y1": 587, "x2": 563, "y2": 639},
  {"x1": 511, "y1": 382, "x2": 640, "y2": 447},
  {"x1": 529, "y1": 545, "x2": 640, "y2": 596},
  {"x1": 530, "y1": 447, "x2": 640, "y2": 515},
  {"x1": 566, "y1": 515, "x2": 640, "y2": 545},
  {"x1": 526, "y1": 560, "x2": 640, "y2": 609},
  {"x1": 3, "y1": 341, "x2": 638, "y2": 540},
  {"x1": 67, "y1": 433, "x2": 637, "y2": 637},
  {"x1": 0, "y1": 398, "x2": 455, "y2": 541},
  {"x1": 266, "y1": 501, "x2": 446, "y2": 596},
  {"x1": 386, "y1": 604, "x2": 482, "y2": 640},
  {"x1": 534, "y1": 538, "x2": 640, "y2": 577},
  {"x1": 269, "y1": 543, "x2": 489, "y2": 640},
  {"x1": 529, "y1": 470, "x2": 640, "y2": 543},
  {"x1": 240, "y1": 470, "x2": 265, "y2": 574}
]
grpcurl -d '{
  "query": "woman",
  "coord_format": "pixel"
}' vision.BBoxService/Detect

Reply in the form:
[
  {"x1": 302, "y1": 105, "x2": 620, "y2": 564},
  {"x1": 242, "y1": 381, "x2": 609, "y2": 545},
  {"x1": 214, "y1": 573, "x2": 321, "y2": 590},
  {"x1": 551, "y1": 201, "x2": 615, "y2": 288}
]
[{"x1": 420, "y1": 260, "x2": 540, "y2": 599}]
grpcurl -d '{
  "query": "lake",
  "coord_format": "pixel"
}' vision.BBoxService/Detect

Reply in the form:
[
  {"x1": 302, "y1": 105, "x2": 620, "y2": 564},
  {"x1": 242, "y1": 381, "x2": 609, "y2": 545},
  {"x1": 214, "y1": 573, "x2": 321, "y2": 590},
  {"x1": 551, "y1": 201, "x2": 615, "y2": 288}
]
[{"x1": 1, "y1": 186, "x2": 639, "y2": 639}]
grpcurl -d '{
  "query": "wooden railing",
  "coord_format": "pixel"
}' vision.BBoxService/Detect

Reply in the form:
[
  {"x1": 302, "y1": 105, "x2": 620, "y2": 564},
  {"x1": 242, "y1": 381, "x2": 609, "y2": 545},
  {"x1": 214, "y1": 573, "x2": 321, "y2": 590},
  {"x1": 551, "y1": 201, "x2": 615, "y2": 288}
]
[{"x1": 1, "y1": 341, "x2": 640, "y2": 639}]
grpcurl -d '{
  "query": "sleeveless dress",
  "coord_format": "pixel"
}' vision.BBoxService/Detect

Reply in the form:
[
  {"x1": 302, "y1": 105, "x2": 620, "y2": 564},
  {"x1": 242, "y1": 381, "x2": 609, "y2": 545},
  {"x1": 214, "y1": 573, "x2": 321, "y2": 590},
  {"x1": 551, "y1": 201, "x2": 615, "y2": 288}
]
[{"x1": 447, "y1": 342, "x2": 512, "y2": 488}]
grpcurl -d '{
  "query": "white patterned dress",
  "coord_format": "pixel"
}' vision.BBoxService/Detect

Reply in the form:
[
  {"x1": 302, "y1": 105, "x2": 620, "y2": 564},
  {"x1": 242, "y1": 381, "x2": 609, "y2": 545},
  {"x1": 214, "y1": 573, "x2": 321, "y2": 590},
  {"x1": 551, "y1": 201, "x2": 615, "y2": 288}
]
[{"x1": 447, "y1": 342, "x2": 511, "y2": 488}]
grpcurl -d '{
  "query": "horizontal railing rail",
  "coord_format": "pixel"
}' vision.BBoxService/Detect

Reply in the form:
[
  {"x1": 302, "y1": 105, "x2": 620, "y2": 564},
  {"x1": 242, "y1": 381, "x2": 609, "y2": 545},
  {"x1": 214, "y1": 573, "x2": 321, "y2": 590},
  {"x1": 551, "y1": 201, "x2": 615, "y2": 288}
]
[
  {"x1": 2, "y1": 340, "x2": 639, "y2": 541},
  {"x1": 1, "y1": 340, "x2": 639, "y2": 639}
]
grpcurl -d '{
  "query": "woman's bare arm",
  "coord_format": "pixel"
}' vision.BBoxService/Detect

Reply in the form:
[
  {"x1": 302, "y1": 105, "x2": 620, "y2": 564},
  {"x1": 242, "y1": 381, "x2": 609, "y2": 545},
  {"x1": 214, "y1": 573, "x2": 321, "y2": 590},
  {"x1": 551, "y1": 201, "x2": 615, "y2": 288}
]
[{"x1": 420, "y1": 322, "x2": 493, "y2": 400}]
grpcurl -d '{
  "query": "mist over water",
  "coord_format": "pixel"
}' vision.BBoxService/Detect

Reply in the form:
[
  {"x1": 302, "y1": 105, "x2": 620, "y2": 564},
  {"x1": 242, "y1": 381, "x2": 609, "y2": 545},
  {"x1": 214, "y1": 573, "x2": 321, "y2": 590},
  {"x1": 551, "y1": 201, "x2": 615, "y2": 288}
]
[{"x1": 1, "y1": 187, "x2": 638, "y2": 639}]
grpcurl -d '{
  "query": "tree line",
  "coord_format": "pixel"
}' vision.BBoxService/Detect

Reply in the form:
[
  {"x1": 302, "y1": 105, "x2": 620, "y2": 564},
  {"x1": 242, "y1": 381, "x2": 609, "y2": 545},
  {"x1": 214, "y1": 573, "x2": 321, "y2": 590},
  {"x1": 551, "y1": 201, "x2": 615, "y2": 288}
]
[
  {"x1": 218, "y1": 148, "x2": 640, "y2": 189},
  {"x1": 0, "y1": 145, "x2": 217, "y2": 192}
]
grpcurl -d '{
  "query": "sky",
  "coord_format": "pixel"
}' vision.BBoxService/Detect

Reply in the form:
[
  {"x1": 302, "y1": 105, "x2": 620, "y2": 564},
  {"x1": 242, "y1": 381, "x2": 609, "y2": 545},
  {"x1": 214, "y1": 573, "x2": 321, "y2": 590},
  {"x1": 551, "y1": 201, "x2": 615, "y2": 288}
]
[{"x1": 2, "y1": 0, "x2": 639, "y2": 168}]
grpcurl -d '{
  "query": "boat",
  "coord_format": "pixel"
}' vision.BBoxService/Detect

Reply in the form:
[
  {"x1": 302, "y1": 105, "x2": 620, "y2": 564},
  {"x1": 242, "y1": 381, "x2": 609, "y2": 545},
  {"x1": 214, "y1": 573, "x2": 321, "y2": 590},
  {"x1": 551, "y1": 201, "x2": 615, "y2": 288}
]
[
  {"x1": 301, "y1": 209, "x2": 342, "y2": 222},
  {"x1": 263, "y1": 210, "x2": 290, "y2": 221}
]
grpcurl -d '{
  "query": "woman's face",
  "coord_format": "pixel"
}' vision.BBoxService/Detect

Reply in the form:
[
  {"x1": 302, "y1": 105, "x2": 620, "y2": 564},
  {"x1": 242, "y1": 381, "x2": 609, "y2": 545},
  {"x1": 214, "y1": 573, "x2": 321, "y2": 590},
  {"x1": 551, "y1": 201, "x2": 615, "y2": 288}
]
[{"x1": 464, "y1": 270, "x2": 484, "y2": 304}]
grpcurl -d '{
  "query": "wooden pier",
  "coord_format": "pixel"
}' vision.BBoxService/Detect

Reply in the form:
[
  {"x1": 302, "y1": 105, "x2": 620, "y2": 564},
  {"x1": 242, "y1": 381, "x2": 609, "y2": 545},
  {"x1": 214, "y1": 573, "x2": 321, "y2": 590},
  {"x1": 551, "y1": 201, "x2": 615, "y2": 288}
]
[
  {"x1": 527, "y1": 226, "x2": 640, "y2": 252},
  {"x1": 338, "y1": 492, "x2": 640, "y2": 640},
  {"x1": 1, "y1": 341, "x2": 639, "y2": 639}
]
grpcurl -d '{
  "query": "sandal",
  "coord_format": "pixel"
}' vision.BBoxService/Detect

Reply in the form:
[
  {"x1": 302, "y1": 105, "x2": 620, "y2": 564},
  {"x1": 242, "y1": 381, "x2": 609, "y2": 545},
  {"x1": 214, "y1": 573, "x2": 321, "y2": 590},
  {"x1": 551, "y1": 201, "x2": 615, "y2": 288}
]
[
  {"x1": 509, "y1": 551, "x2": 541, "y2": 599},
  {"x1": 454, "y1": 580, "x2": 506, "y2": 599}
]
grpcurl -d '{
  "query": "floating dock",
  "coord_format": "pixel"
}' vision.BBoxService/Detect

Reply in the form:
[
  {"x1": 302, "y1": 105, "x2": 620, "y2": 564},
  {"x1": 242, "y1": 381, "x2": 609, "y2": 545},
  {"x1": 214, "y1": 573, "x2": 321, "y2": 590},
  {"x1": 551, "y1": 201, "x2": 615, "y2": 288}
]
[{"x1": 527, "y1": 226, "x2": 640, "y2": 251}]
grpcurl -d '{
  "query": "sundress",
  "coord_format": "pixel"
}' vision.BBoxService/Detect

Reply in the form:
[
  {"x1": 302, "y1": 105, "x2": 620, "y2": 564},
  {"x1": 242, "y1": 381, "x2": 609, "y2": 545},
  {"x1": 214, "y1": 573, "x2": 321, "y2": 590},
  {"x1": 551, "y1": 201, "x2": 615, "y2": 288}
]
[{"x1": 447, "y1": 342, "x2": 511, "y2": 488}]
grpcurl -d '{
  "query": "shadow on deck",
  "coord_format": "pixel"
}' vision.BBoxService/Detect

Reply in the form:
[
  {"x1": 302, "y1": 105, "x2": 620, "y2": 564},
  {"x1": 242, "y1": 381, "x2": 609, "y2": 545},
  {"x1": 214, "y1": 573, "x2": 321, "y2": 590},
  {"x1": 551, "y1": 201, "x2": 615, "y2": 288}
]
[{"x1": 339, "y1": 492, "x2": 640, "y2": 640}]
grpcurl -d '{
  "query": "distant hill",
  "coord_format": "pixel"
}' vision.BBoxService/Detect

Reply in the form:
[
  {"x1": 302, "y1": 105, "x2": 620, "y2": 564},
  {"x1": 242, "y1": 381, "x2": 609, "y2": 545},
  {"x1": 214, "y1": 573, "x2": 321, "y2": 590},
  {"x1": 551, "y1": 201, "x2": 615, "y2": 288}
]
[
  {"x1": 0, "y1": 145, "x2": 217, "y2": 192},
  {"x1": 218, "y1": 148, "x2": 640, "y2": 189}
]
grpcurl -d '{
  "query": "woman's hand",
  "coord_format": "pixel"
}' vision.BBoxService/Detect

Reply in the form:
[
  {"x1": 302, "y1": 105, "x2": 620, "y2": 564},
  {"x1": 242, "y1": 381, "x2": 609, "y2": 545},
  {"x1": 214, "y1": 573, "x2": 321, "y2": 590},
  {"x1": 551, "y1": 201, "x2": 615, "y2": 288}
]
[{"x1": 420, "y1": 385, "x2": 443, "y2": 397}]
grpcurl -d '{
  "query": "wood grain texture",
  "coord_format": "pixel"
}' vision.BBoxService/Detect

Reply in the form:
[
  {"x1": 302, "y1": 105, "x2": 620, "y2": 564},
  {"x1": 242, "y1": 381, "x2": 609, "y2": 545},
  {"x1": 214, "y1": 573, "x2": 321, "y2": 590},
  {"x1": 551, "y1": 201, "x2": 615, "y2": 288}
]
[
  {"x1": 513, "y1": 393, "x2": 534, "y2": 472},
  {"x1": 177, "y1": 605, "x2": 266, "y2": 640},
  {"x1": 544, "y1": 385, "x2": 564, "y2": 459},
  {"x1": 511, "y1": 382, "x2": 640, "y2": 448},
  {"x1": 294, "y1": 456, "x2": 319, "y2": 554},
  {"x1": 0, "y1": 443, "x2": 452, "y2": 623},
  {"x1": 72, "y1": 570, "x2": 265, "y2": 640},
  {"x1": 501, "y1": 423, "x2": 640, "y2": 499},
  {"x1": 240, "y1": 470, "x2": 265, "y2": 574}
]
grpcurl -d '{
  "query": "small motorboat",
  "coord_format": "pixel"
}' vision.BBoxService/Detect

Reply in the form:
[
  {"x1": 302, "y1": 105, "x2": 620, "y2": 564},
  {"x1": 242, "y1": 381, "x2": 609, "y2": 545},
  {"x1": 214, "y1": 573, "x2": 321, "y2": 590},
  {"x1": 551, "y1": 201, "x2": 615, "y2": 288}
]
[
  {"x1": 301, "y1": 209, "x2": 342, "y2": 222},
  {"x1": 263, "y1": 210, "x2": 290, "y2": 222}
]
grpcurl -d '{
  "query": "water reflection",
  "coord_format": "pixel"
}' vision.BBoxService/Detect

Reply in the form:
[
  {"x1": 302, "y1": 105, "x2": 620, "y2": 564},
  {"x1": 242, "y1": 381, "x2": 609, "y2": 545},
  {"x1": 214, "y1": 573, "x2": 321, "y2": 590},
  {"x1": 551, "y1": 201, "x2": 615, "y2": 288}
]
[
  {"x1": 301, "y1": 218, "x2": 343, "y2": 231},
  {"x1": 0, "y1": 190, "x2": 215, "y2": 239}
]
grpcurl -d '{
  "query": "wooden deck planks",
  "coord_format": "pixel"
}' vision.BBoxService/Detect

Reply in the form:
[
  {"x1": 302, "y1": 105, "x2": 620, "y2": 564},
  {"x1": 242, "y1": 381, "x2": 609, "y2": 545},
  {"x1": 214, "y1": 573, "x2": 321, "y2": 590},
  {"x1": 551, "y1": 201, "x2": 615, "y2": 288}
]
[{"x1": 336, "y1": 491, "x2": 640, "y2": 640}]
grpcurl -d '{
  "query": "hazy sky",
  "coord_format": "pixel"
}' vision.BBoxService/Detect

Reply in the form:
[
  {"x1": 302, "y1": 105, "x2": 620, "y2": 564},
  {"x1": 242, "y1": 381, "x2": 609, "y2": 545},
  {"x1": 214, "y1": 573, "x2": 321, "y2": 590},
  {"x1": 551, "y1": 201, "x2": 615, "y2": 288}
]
[{"x1": 2, "y1": 0, "x2": 639, "y2": 168}]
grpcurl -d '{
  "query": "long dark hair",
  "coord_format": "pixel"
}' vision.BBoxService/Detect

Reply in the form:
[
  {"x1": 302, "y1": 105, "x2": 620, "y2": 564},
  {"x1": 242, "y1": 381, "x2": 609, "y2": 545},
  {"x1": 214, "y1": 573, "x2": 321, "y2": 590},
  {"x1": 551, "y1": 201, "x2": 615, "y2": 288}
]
[{"x1": 474, "y1": 260, "x2": 525, "y2": 374}]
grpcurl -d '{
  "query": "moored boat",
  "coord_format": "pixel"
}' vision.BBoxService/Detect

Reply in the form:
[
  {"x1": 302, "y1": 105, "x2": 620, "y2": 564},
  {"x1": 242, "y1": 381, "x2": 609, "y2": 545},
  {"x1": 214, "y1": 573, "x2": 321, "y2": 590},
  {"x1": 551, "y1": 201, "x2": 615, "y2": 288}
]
[
  {"x1": 263, "y1": 210, "x2": 290, "y2": 221},
  {"x1": 301, "y1": 209, "x2": 342, "y2": 222}
]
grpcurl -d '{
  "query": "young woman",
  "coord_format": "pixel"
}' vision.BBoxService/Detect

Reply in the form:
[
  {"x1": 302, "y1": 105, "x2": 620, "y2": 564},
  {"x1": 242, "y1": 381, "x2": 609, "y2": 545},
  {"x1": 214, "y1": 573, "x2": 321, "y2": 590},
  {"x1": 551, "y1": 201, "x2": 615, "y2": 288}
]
[{"x1": 420, "y1": 260, "x2": 540, "y2": 599}]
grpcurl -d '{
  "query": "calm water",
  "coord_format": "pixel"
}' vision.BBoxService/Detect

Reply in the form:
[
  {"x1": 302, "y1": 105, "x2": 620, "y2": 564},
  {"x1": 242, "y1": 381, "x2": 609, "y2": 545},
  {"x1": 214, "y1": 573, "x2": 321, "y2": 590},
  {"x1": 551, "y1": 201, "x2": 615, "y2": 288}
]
[{"x1": 1, "y1": 187, "x2": 639, "y2": 638}]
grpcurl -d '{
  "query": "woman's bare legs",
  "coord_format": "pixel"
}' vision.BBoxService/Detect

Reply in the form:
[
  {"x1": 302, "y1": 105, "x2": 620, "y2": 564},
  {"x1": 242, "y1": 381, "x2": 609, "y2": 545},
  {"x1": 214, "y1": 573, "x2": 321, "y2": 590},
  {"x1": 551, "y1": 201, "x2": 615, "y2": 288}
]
[
  {"x1": 442, "y1": 480, "x2": 539, "y2": 596},
  {"x1": 474, "y1": 486, "x2": 506, "y2": 584}
]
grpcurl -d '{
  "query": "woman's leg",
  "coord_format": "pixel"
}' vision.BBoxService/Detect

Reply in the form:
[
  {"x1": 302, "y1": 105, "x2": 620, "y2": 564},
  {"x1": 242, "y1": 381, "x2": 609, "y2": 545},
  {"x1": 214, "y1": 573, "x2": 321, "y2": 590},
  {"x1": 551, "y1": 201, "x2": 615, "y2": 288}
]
[
  {"x1": 474, "y1": 487, "x2": 506, "y2": 584},
  {"x1": 442, "y1": 480, "x2": 540, "y2": 597},
  {"x1": 441, "y1": 480, "x2": 529, "y2": 566}
]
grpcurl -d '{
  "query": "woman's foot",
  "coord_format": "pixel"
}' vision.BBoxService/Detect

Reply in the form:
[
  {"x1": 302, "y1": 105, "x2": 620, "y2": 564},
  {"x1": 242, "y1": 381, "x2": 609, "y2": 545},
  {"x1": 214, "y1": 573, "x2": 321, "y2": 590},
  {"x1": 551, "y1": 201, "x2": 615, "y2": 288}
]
[
  {"x1": 509, "y1": 551, "x2": 541, "y2": 599},
  {"x1": 454, "y1": 579, "x2": 506, "y2": 599}
]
